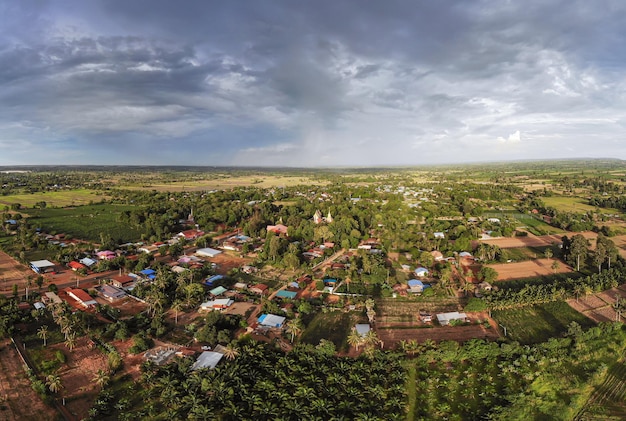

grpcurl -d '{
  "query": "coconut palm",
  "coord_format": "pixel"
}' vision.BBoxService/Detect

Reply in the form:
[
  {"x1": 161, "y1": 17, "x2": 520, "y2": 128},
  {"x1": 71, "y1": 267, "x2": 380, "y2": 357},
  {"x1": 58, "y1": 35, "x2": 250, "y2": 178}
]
[
  {"x1": 46, "y1": 373, "x2": 63, "y2": 394},
  {"x1": 37, "y1": 325, "x2": 49, "y2": 347},
  {"x1": 285, "y1": 318, "x2": 303, "y2": 343},
  {"x1": 223, "y1": 344, "x2": 240, "y2": 361},
  {"x1": 93, "y1": 369, "x2": 110, "y2": 390},
  {"x1": 347, "y1": 329, "x2": 364, "y2": 351},
  {"x1": 65, "y1": 332, "x2": 77, "y2": 351},
  {"x1": 171, "y1": 300, "x2": 184, "y2": 325}
]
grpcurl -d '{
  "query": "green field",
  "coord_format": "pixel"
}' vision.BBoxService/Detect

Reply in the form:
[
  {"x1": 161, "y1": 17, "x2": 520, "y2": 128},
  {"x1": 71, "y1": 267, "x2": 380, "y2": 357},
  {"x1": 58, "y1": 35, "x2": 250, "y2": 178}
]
[
  {"x1": 28, "y1": 204, "x2": 145, "y2": 243},
  {"x1": 492, "y1": 301, "x2": 595, "y2": 344},
  {"x1": 0, "y1": 189, "x2": 108, "y2": 209},
  {"x1": 543, "y1": 196, "x2": 619, "y2": 214},
  {"x1": 300, "y1": 311, "x2": 361, "y2": 350},
  {"x1": 514, "y1": 215, "x2": 565, "y2": 235}
]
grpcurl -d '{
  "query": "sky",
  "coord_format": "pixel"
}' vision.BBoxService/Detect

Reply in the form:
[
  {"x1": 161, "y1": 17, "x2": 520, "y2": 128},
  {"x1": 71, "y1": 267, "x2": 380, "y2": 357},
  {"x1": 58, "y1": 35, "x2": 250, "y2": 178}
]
[{"x1": 1, "y1": 0, "x2": 626, "y2": 167}]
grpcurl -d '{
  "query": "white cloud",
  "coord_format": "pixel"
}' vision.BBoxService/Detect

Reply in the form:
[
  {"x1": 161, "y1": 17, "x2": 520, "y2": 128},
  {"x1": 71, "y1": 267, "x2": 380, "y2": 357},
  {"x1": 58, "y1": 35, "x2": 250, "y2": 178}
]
[{"x1": 497, "y1": 130, "x2": 521, "y2": 143}]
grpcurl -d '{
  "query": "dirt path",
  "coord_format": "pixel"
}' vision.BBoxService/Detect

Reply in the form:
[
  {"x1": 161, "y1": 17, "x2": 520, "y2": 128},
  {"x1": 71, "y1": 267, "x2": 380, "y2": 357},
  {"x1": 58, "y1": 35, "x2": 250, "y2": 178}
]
[{"x1": 0, "y1": 339, "x2": 57, "y2": 421}]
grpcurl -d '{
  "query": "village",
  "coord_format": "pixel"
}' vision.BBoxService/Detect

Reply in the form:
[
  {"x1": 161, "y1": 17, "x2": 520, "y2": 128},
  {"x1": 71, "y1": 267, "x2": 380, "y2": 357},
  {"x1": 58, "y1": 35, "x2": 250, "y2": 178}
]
[{"x1": 2, "y1": 165, "x2": 626, "y2": 420}]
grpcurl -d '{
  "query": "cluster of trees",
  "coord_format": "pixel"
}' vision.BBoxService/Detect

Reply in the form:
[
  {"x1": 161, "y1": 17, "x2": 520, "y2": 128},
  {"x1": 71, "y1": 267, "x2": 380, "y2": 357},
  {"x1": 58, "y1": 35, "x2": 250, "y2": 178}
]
[
  {"x1": 126, "y1": 340, "x2": 406, "y2": 420},
  {"x1": 485, "y1": 267, "x2": 625, "y2": 310}
]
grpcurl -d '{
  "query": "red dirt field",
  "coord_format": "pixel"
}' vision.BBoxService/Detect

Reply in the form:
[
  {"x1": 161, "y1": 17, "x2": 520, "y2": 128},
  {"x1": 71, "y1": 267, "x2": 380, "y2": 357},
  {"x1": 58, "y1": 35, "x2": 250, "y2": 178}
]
[
  {"x1": 0, "y1": 251, "x2": 33, "y2": 296},
  {"x1": 476, "y1": 231, "x2": 597, "y2": 249},
  {"x1": 487, "y1": 258, "x2": 574, "y2": 281},
  {"x1": 377, "y1": 312, "x2": 501, "y2": 349},
  {"x1": 210, "y1": 253, "x2": 253, "y2": 275},
  {"x1": 0, "y1": 339, "x2": 57, "y2": 421},
  {"x1": 567, "y1": 285, "x2": 626, "y2": 323},
  {"x1": 55, "y1": 337, "x2": 108, "y2": 420}
]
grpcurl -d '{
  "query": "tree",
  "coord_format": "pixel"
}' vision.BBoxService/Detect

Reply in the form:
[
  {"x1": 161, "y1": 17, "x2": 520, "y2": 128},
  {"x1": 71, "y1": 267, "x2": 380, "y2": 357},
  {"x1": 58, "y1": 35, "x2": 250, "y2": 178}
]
[
  {"x1": 347, "y1": 329, "x2": 364, "y2": 351},
  {"x1": 93, "y1": 369, "x2": 110, "y2": 390},
  {"x1": 285, "y1": 318, "x2": 303, "y2": 343},
  {"x1": 551, "y1": 260, "x2": 560, "y2": 274},
  {"x1": 478, "y1": 266, "x2": 498, "y2": 284},
  {"x1": 569, "y1": 234, "x2": 589, "y2": 272},
  {"x1": 37, "y1": 325, "x2": 49, "y2": 347},
  {"x1": 171, "y1": 300, "x2": 184, "y2": 325},
  {"x1": 46, "y1": 373, "x2": 63, "y2": 394},
  {"x1": 592, "y1": 242, "x2": 607, "y2": 273},
  {"x1": 544, "y1": 248, "x2": 553, "y2": 260},
  {"x1": 223, "y1": 343, "x2": 240, "y2": 361}
]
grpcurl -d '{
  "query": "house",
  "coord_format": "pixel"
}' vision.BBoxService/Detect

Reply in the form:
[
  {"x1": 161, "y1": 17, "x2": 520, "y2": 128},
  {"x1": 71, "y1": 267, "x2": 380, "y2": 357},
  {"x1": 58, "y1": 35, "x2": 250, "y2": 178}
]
[
  {"x1": 96, "y1": 250, "x2": 116, "y2": 260},
  {"x1": 266, "y1": 224, "x2": 289, "y2": 236},
  {"x1": 241, "y1": 265, "x2": 257, "y2": 274},
  {"x1": 195, "y1": 248, "x2": 222, "y2": 258},
  {"x1": 355, "y1": 324, "x2": 371, "y2": 337},
  {"x1": 99, "y1": 285, "x2": 126, "y2": 302},
  {"x1": 210, "y1": 286, "x2": 227, "y2": 296},
  {"x1": 177, "y1": 229, "x2": 205, "y2": 241},
  {"x1": 420, "y1": 312, "x2": 432, "y2": 323},
  {"x1": 414, "y1": 267, "x2": 429, "y2": 277},
  {"x1": 233, "y1": 282, "x2": 248, "y2": 290},
  {"x1": 111, "y1": 275, "x2": 135, "y2": 289},
  {"x1": 66, "y1": 288, "x2": 97, "y2": 308},
  {"x1": 487, "y1": 218, "x2": 501, "y2": 224},
  {"x1": 275, "y1": 290, "x2": 298, "y2": 300},
  {"x1": 407, "y1": 279, "x2": 425, "y2": 293},
  {"x1": 258, "y1": 314, "x2": 286, "y2": 328},
  {"x1": 323, "y1": 278, "x2": 338, "y2": 286},
  {"x1": 43, "y1": 292, "x2": 62, "y2": 305},
  {"x1": 434, "y1": 232, "x2": 445, "y2": 239},
  {"x1": 459, "y1": 251, "x2": 473, "y2": 258},
  {"x1": 250, "y1": 284, "x2": 269, "y2": 295},
  {"x1": 192, "y1": 351, "x2": 224, "y2": 371},
  {"x1": 79, "y1": 257, "x2": 97, "y2": 268},
  {"x1": 139, "y1": 269, "x2": 156, "y2": 280},
  {"x1": 431, "y1": 251, "x2": 444, "y2": 261},
  {"x1": 138, "y1": 245, "x2": 159, "y2": 254},
  {"x1": 199, "y1": 298, "x2": 234, "y2": 311},
  {"x1": 436, "y1": 311, "x2": 468, "y2": 326},
  {"x1": 68, "y1": 261, "x2": 87, "y2": 271},
  {"x1": 30, "y1": 260, "x2": 56, "y2": 274}
]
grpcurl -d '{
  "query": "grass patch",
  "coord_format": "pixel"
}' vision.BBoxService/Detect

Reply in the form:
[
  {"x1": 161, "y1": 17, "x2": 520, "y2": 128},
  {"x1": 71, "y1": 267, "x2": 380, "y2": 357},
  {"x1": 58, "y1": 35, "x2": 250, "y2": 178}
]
[
  {"x1": 492, "y1": 301, "x2": 595, "y2": 344},
  {"x1": 543, "y1": 196, "x2": 619, "y2": 215},
  {"x1": 515, "y1": 215, "x2": 565, "y2": 235},
  {"x1": 0, "y1": 189, "x2": 108, "y2": 208},
  {"x1": 300, "y1": 311, "x2": 359, "y2": 351},
  {"x1": 28, "y1": 204, "x2": 145, "y2": 243}
]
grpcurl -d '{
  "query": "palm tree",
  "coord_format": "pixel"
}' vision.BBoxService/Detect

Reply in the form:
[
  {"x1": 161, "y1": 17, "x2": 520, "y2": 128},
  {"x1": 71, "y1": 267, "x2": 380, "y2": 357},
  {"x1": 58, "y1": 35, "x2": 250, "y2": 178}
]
[
  {"x1": 93, "y1": 369, "x2": 110, "y2": 390},
  {"x1": 347, "y1": 329, "x2": 364, "y2": 351},
  {"x1": 171, "y1": 300, "x2": 184, "y2": 325},
  {"x1": 65, "y1": 333, "x2": 77, "y2": 351},
  {"x1": 223, "y1": 344, "x2": 240, "y2": 361},
  {"x1": 551, "y1": 260, "x2": 560, "y2": 274},
  {"x1": 37, "y1": 325, "x2": 49, "y2": 347},
  {"x1": 46, "y1": 373, "x2": 62, "y2": 394},
  {"x1": 285, "y1": 318, "x2": 303, "y2": 343}
]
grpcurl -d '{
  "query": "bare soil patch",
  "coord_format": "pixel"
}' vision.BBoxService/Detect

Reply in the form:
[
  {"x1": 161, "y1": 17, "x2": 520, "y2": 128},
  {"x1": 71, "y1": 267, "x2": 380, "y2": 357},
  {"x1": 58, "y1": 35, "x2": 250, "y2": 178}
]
[
  {"x1": 377, "y1": 321, "x2": 500, "y2": 349},
  {"x1": 0, "y1": 339, "x2": 57, "y2": 421},
  {"x1": 0, "y1": 251, "x2": 33, "y2": 296},
  {"x1": 210, "y1": 253, "x2": 253, "y2": 275},
  {"x1": 487, "y1": 258, "x2": 574, "y2": 281},
  {"x1": 567, "y1": 285, "x2": 626, "y2": 323},
  {"x1": 477, "y1": 231, "x2": 597, "y2": 249},
  {"x1": 225, "y1": 302, "x2": 256, "y2": 317},
  {"x1": 52, "y1": 336, "x2": 108, "y2": 420}
]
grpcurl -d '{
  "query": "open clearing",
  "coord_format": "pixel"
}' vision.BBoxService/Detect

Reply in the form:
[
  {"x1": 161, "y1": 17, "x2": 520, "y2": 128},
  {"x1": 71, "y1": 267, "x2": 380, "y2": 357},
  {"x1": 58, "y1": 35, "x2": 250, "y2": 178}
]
[
  {"x1": 567, "y1": 285, "x2": 626, "y2": 323},
  {"x1": 0, "y1": 251, "x2": 33, "y2": 295},
  {"x1": 123, "y1": 175, "x2": 329, "y2": 191},
  {"x1": 542, "y1": 196, "x2": 619, "y2": 214},
  {"x1": 478, "y1": 231, "x2": 598, "y2": 248},
  {"x1": 487, "y1": 258, "x2": 574, "y2": 281},
  {"x1": 492, "y1": 301, "x2": 595, "y2": 344},
  {"x1": 0, "y1": 189, "x2": 108, "y2": 208},
  {"x1": 0, "y1": 339, "x2": 57, "y2": 421}
]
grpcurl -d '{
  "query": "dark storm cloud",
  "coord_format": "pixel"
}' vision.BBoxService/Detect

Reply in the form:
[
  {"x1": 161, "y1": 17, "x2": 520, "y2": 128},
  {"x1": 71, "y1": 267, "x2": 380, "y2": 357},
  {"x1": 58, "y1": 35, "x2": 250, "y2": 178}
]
[{"x1": 1, "y1": 0, "x2": 626, "y2": 165}]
